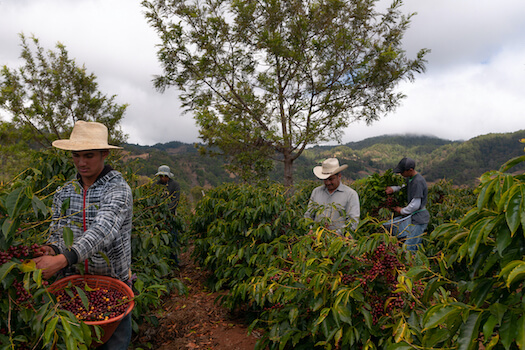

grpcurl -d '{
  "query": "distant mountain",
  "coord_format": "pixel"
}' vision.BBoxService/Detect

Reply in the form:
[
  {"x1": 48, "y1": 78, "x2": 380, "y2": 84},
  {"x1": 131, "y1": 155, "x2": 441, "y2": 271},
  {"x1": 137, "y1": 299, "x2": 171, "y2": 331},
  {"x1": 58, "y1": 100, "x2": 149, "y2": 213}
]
[
  {"x1": 122, "y1": 130, "x2": 525, "y2": 191},
  {"x1": 344, "y1": 134, "x2": 456, "y2": 150},
  {"x1": 423, "y1": 131, "x2": 525, "y2": 184}
]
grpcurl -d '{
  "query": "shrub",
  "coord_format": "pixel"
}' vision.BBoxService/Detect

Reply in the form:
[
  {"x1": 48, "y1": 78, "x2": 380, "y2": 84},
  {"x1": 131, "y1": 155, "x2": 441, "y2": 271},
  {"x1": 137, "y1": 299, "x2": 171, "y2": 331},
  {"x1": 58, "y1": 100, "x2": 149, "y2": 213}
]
[{"x1": 398, "y1": 154, "x2": 525, "y2": 348}]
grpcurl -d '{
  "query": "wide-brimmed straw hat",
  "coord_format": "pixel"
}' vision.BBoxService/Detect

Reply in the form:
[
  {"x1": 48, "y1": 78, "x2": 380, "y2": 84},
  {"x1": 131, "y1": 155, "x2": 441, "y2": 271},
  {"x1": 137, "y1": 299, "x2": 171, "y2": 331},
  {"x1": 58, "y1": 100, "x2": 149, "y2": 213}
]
[
  {"x1": 313, "y1": 158, "x2": 348, "y2": 180},
  {"x1": 52, "y1": 121, "x2": 122, "y2": 151},
  {"x1": 155, "y1": 165, "x2": 174, "y2": 178}
]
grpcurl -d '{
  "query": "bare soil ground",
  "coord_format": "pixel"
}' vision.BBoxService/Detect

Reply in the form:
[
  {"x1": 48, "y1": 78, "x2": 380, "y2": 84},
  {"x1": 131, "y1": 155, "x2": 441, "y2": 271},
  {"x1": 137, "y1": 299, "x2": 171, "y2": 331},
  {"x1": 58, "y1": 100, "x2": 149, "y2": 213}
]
[{"x1": 135, "y1": 248, "x2": 260, "y2": 350}]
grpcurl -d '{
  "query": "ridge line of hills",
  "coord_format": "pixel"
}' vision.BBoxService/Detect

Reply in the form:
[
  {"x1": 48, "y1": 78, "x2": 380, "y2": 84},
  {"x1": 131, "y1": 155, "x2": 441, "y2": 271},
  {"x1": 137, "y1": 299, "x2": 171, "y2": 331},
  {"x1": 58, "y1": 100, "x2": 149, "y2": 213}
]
[{"x1": 123, "y1": 130, "x2": 525, "y2": 194}]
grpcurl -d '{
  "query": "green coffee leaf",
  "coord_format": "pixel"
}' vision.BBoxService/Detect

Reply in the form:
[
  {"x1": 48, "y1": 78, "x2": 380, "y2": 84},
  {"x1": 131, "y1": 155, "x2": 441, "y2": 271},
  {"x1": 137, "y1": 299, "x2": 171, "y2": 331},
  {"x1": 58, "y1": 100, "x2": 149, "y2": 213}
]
[
  {"x1": 74, "y1": 286, "x2": 90, "y2": 311},
  {"x1": 63, "y1": 227, "x2": 74, "y2": 247},
  {"x1": 0, "y1": 261, "x2": 17, "y2": 282},
  {"x1": 423, "y1": 304, "x2": 462, "y2": 330},
  {"x1": 457, "y1": 311, "x2": 482, "y2": 350},
  {"x1": 504, "y1": 185, "x2": 524, "y2": 235},
  {"x1": 43, "y1": 316, "x2": 59, "y2": 345},
  {"x1": 505, "y1": 262, "x2": 525, "y2": 287}
]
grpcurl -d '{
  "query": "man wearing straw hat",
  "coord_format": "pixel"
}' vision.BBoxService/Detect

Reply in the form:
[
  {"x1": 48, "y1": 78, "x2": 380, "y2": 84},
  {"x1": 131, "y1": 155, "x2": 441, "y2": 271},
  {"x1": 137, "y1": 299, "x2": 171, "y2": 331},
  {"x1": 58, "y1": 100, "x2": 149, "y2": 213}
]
[
  {"x1": 32, "y1": 120, "x2": 133, "y2": 349},
  {"x1": 305, "y1": 158, "x2": 360, "y2": 235}
]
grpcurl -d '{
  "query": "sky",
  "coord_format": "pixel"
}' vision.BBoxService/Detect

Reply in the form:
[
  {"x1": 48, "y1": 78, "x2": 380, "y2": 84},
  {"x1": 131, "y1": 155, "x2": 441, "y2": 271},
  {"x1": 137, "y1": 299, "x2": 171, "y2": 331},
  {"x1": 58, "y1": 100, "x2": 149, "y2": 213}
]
[{"x1": 0, "y1": 0, "x2": 524, "y2": 146}]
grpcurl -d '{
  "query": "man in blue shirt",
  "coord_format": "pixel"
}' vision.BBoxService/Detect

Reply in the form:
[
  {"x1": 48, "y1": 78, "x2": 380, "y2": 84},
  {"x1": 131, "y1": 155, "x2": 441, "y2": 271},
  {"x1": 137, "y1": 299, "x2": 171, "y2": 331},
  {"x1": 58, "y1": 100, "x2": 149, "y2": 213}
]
[{"x1": 386, "y1": 157, "x2": 430, "y2": 251}]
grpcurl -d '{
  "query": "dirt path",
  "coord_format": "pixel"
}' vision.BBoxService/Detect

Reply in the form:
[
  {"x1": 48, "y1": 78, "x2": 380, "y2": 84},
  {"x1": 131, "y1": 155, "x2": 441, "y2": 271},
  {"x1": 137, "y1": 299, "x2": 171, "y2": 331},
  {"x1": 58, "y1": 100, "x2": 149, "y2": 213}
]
[{"x1": 135, "y1": 248, "x2": 260, "y2": 350}]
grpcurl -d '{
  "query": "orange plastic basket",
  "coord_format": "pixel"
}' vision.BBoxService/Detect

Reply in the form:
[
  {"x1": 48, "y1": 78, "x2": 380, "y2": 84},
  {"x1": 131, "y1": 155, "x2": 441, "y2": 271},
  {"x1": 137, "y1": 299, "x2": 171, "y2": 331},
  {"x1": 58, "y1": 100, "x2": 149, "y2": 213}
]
[{"x1": 48, "y1": 274, "x2": 135, "y2": 345}]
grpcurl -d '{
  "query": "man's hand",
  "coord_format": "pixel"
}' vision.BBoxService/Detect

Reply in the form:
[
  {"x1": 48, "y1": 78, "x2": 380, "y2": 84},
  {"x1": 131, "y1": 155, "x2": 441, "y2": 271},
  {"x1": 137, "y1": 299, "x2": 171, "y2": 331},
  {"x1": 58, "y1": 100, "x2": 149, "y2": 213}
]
[
  {"x1": 392, "y1": 206, "x2": 402, "y2": 214},
  {"x1": 33, "y1": 254, "x2": 68, "y2": 279},
  {"x1": 385, "y1": 186, "x2": 394, "y2": 195},
  {"x1": 33, "y1": 245, "x2": 55, "y2": 257}
]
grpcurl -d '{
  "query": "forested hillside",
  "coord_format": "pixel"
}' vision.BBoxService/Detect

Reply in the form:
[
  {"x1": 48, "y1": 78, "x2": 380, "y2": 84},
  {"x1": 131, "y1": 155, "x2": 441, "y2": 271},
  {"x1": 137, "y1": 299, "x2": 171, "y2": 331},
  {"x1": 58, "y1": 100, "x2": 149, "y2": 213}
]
[
  {"x1": 121, "y1": 130, "x2": 525, "y2": 193},
  {"x1": 1, "y1": 122, "x2": 523, "y2": 193}
]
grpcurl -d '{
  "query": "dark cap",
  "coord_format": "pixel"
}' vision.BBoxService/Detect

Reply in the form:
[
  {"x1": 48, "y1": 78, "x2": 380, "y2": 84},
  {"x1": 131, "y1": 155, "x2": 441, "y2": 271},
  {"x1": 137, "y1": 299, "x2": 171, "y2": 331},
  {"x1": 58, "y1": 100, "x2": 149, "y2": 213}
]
[{"x1": 393, "y1": 157, "x2": 416, "y2": 173}]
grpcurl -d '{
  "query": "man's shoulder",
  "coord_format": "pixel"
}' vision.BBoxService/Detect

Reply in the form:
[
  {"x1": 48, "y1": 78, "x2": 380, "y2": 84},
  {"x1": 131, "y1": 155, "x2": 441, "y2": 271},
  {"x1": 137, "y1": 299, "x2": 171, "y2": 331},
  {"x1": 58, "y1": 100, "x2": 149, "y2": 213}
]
[
  {"x1": 338, "y1": 183, "x2": 357, "y2": 193},
  {"x1": 311, "y1": 184, "x2": 327, "y2": 193},
  {"x1": 54, "y1": 179, "x2": 80, "y2": 195},
  {"x1": 167, "y1": 178, "x2": 180, "y2": 189},
  {"x1": 412, "y1": 173, "x2": 428, "y2": 186},
  {"x1": 99, "y1": 170, "x2": 132, "y2": 191}
]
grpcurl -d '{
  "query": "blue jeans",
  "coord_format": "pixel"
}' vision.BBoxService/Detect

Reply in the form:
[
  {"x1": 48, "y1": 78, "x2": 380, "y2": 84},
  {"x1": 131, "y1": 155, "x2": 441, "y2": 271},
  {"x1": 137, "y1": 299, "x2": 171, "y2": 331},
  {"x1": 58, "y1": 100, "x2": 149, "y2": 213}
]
[
  {"x1": 400, "y1": 223, "x2": 427, "y2": 251},
  {"x1": 96, "y1": 313, "x2": 132, "y2": 350}
]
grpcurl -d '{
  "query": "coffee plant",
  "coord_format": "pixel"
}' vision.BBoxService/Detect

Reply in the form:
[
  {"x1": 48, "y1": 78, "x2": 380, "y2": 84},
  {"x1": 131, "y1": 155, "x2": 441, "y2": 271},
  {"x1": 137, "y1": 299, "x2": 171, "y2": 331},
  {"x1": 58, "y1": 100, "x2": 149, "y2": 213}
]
[
  {"x1": 189, "y1": 180, "x2": 428, "y2": 348},
  {"x1": 188, "y1": 166, "x2": 483, "y2": 349},
  {"x1": 426, "y1": 179, "x2": 476, "y2": 233},
  {"x1": 127, "y1": 172, "x2": 187, "y2": 333},
  {"x1": 356, "y1": 169, "x2": 405, "y2": 221},
  {"x1": 394, "y1": 154, "x2": 525, "y2": 349},
  {"x1": 238, "y1": 232, "x2": 425, "y2": 349}
]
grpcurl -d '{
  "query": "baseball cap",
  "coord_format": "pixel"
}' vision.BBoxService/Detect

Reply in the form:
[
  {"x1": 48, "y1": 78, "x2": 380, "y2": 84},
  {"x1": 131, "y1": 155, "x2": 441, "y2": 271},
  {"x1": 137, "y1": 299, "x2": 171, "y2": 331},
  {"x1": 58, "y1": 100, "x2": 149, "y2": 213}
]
[{"x1": 393, "y1": 157, "x2": 416, "y2": 173}]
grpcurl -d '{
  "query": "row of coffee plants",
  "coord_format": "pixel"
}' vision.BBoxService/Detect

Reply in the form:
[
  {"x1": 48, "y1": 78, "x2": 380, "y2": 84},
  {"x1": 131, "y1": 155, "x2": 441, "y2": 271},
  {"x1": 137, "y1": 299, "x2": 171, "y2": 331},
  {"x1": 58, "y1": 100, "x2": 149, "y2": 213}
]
[
  {"x1": 189, "y1": 166, "x2": 499, "y2": 348},
  {"x1": 0, "y1": 150, "x2": 185, "y2": 349},
  {"x1": 191, "y1": 181, "x2": 317, "y2": 292}
]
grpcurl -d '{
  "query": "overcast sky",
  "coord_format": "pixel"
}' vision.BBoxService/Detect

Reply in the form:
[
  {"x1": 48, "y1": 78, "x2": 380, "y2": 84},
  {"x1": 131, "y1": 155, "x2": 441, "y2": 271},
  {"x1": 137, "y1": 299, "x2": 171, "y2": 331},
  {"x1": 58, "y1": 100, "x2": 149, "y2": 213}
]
[{"x1": 1, "y1": 0, "x2": 524, "y2": 146}]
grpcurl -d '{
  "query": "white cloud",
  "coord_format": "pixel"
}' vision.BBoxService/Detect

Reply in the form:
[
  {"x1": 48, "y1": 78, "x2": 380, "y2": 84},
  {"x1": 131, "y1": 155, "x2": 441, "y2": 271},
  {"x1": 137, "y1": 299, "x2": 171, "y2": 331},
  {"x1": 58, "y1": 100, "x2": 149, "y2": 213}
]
[
  {"x1": 342, "y1": 46, "x2": 525, "y2": 143},
  {"x1": 1, "y1": 0, "x2": 524, "y2": 146}
]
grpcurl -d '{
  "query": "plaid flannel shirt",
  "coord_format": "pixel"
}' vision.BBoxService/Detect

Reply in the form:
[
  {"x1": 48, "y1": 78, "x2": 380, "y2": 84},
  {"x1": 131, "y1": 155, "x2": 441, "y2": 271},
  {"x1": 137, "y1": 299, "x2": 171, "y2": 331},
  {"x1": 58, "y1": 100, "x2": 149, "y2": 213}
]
[{"x1": 47, "y1": 168, "x2": 133, "y2": 282}]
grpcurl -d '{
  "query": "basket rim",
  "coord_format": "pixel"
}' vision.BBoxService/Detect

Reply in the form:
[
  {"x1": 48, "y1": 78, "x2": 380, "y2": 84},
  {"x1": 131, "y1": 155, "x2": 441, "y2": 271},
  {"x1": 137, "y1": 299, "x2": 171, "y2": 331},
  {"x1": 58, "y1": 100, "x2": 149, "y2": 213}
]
[
  {"x1": 381, "y1": 215, "x2": 411, "y2": 227},
  {"x1": 48, "y1": 274, "x2": 135, "y2": 325}
]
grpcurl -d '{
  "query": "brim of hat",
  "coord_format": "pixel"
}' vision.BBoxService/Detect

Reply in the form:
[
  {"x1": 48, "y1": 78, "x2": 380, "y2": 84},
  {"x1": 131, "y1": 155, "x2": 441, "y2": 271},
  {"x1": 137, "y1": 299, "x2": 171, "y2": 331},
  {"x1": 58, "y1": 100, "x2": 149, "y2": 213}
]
[
  {"x1": 156, "y1": 172, "x2": 174, "y2": 177},
  {"x1": 313, "y1": 164, "x2": 348, "y2": 179},
  {"x1": 52, "y1": 140, "x2": 122, "y2": 151},
  {"x1": 393, "y1": 165, "x2": 404, "y2": 173}
]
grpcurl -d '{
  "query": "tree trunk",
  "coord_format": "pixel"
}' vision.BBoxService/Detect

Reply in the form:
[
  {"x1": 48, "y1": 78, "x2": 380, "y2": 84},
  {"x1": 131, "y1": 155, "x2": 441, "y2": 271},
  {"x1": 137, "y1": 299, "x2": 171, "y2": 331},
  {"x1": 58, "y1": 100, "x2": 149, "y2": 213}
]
[{"x1": 283, "y1": 151, "x2": 294, "y2": 187}]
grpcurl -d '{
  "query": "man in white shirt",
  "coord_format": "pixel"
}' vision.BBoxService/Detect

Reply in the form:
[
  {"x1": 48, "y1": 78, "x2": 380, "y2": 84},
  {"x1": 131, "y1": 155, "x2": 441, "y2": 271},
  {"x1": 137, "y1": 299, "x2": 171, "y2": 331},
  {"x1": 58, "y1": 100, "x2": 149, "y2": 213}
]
[{"x1": 305, "y1": 158, "x2": 360, "y2": 235}]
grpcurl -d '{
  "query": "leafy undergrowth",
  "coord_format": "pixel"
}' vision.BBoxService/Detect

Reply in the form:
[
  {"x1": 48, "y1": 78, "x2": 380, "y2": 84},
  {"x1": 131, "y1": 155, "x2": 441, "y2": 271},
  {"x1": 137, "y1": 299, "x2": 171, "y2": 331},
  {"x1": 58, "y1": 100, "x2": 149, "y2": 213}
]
[{"x1": 135, "y1": 246, "x2": 260, "y2": 350}]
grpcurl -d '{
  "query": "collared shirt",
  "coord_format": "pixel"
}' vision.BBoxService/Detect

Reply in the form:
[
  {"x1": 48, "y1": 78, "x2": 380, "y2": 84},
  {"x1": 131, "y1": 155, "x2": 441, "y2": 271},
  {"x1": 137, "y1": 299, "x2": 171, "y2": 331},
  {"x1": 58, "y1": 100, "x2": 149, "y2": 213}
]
[
  {"x1": 47, "y1": 167, "x2": 133, "y2": 282},
  {"x1": 305, "y1": 183, "x2": 360, "y2": 233}
]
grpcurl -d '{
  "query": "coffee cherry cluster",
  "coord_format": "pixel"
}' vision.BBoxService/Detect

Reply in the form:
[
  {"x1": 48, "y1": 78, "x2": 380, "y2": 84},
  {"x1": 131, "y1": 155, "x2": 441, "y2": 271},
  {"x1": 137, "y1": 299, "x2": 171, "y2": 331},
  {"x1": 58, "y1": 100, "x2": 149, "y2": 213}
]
[
  {"x1": 54, "y1": 286, "x2": 130, "y2": 321},
  {"x1": 269, "y1": 274, "x2": 280, "y2": 282},
  {"x1": 0, "y1": 244, "x2": 39, "y2": 265},
  {"x1": 349, "y1": 243, "x2": 410, "y2": 324},
  {"x1": 0, "y1": 244, "x2": 47, "y2": 307},
  {"x1": 381, "y1": 196, "x2": 399, "y2": 209},
  {"x1": 369, "y1": 293, "x2": 406, "y2": 324},
  {"x1": 263, "y1": 302, "x2": 286, "y2": 312},
  {"x1": 341, "y1": 274, "x2": 354, "y2": 285},
  {"x1": 12, "y1": 280, "x2": 32, "y2": 304}
]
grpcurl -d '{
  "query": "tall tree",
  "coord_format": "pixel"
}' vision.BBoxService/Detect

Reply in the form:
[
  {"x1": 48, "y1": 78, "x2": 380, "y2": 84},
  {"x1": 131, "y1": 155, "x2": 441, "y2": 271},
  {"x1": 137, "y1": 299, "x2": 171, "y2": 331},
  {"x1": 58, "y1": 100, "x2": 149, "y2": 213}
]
[
  {"x1": 0, "y1": 34, "x2": 128, "y2": 148},
  {"x1": 143, "y1": 0, "x2": 429, "y2": 186}
]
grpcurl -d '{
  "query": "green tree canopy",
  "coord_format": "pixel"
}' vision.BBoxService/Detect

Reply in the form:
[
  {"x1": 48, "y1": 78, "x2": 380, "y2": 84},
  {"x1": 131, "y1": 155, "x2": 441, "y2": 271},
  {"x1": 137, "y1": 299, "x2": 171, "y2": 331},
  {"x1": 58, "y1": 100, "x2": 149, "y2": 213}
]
[
  {"x1": 0, "y1": 33, "x2": 128, "y2": 148},
  {"x1": 143, "y1": 0, "x2": 428, "y2": 185}
]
